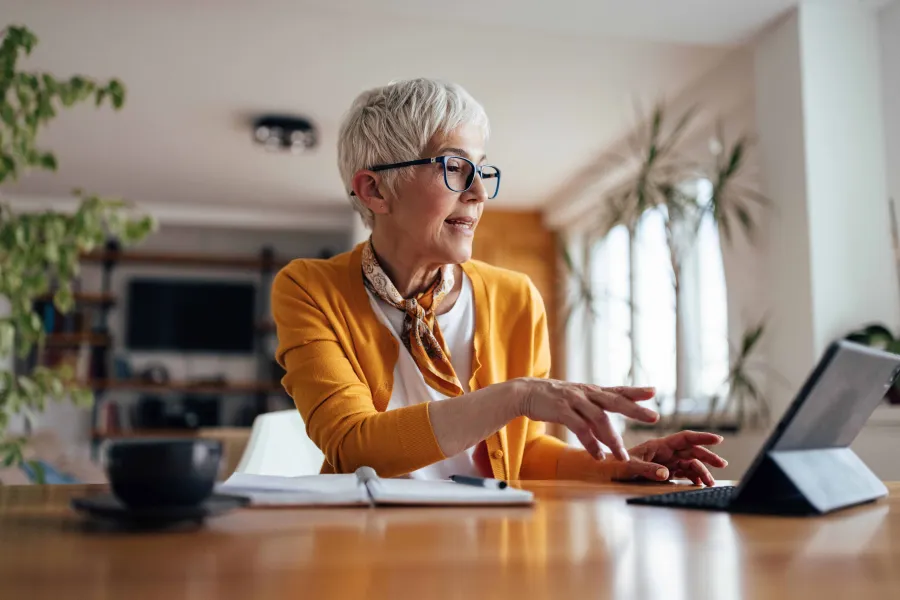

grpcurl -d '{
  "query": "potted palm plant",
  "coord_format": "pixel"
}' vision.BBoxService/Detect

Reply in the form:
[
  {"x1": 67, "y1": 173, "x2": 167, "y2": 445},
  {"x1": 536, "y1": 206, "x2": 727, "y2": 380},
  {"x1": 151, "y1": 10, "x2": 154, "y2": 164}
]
[
  {"x1": 0, "y1": 25, "x2": 155, "y2": 478},
  {"x1": 563, "y1": 104, "x2": 770, "y2": 430}
]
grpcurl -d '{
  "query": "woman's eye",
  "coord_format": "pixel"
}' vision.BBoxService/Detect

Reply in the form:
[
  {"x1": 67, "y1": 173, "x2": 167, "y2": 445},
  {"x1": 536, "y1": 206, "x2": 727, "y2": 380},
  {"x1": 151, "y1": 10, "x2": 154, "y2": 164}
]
[{"x1": 446, "y1": 165, "x2": 461, "y2": 172}]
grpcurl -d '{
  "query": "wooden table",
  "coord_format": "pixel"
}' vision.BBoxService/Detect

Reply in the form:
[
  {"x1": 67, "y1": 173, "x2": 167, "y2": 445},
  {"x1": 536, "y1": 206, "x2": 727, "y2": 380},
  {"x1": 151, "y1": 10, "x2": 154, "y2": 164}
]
[{"x1": 1, "y1": 481, "x2": 898, "y2": 600}]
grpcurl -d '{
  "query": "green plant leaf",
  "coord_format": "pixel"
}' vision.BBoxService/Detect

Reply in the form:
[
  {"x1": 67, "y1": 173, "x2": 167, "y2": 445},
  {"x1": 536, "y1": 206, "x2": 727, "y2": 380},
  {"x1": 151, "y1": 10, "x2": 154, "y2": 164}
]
[
  {"x1": 1, "y1": 153, "x2": 16, "y2": 175},
  {"x1": 846, "y1": 332, "x2": 870, "y2": 345},
  {"x1": 2, "y1": 450, "x2": 16, "y2": 467},
  {"x1": 29, "y1": 311, "x2": 41, "y2": 334},
  {"x1": 0, "y1": 26, "x2": 146, "y2": 452},
  {"x1": 107, "y1": 79, "x2": 125, "y2": 109},
  {"x1": 71, "y1": 387, "x2": 93, "y2": 407},
  {"x1": 846, "y1": 324, "x2": 894, "y2": 349},
  {"x1": 41, "y1": 73, "x2": 57, "y2": 92},
  {"x1": 17, "y1": 375, "x2": 40, "y2": 398},
  {"x1": 863, "y1": 324, "x2": 894, "y2": 341},
  {"x1": 741, "y1": 323, "x2": 765, "y2": 357},
  {"x1": 560, "y1": 246, "x2": 577, "y2": 274},
  {"x1": 39, "y1": 152, "x2": 57, "y2": 171},
  {"x1": 53, "y1": 284, "x2": 74, "y2": 314},
  {"x1": 49, "y1": 376, "x2": 64, "y2": 399},
  {"x1": 43, "y1": 241, "x2": 59, "y2": 263},
  {"x1": 17, "y1": 27, "x2": 38, "y2": 54},
  {"x1": 57, "y1": 364, "x2": 75, "y2": 382},
  {"x1": 725, "y1": 139, "x2": 746, "y2": 178},
  {"x1": 0, "y1": 321, "x2": 14, "y2": 358},
  {"x1": 26, "y1": 459, "x2": 46, "y2": 484},
  {"x1": 735, "y1": 205, "x2": 753, "y2": 235},
  {"x1": 0, "y1": 103, "x2": 15, "y2": 126}
]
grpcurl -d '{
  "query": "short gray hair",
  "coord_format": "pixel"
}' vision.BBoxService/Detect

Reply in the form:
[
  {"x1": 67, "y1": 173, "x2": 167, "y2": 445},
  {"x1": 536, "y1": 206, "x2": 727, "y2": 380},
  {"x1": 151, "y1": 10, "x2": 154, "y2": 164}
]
[{"x1": 337, "y1": 78, "x2": 490, "y2": 229}]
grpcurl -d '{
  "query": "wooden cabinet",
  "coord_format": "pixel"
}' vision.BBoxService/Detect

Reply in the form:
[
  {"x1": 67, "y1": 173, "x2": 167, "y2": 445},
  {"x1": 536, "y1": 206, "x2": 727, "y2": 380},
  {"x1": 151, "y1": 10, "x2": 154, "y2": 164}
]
[{"x1": 472, "y1": 210, "x2": 564, "y2": 381}]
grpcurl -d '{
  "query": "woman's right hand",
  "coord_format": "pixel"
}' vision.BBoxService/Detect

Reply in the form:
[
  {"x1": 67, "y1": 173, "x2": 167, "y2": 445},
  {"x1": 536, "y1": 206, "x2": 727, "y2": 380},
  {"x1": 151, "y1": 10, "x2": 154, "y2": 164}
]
[{"x1": 512, "y1": 378, "x2": 659, "y2": 461}]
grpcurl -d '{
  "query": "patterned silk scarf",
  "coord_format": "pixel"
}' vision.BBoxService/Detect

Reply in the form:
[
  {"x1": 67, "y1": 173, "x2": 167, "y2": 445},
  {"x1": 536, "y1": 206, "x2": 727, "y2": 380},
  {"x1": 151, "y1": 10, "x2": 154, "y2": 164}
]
[{"x1": 361, "y1": 240, "x2": 465, "y2": 397}]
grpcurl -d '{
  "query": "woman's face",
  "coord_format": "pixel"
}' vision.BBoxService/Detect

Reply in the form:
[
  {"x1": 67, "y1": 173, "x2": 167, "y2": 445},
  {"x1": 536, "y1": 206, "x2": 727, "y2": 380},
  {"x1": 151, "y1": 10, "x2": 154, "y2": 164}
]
[{"x1": 381, "y1": 122, "x2": 488, "y2": 265}]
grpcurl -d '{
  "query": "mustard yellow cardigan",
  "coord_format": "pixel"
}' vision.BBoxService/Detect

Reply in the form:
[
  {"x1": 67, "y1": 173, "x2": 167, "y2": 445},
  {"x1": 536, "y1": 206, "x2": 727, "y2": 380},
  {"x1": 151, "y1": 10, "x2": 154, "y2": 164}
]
[{"x1": 272, "y1": 242, "x2": 597, "y2": 480}]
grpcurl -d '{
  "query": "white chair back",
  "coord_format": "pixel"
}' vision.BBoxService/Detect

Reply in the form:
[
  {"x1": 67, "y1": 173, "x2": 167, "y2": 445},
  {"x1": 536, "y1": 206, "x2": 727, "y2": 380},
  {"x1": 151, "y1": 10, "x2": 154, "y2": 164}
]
[{"x1": 235, "y1": 409, "x2": 324, "y2": 477}]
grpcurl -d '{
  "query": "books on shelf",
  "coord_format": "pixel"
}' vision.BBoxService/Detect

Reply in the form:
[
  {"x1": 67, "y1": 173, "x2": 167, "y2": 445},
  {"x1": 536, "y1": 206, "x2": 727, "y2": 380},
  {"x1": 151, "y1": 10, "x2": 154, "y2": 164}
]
[
  {"x1": 32, "y1": 294, "x2": 106, "y2": 381},
  {"x1": 94, "y1": 400, "x2": 123, "y2": 434}
]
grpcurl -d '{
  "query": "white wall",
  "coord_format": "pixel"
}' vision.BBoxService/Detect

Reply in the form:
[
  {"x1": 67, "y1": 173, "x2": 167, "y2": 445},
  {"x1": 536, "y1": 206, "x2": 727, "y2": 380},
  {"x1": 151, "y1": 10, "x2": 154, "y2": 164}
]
[
  {"x1": 801, "y1": 2, "x2": 897, "y2": 355},
  {"x1": 883, "y1": 2, "x2": 900, "y2": 222},
  {"x1": 751, "y1": 3, "x2": 900, "y2": 420},
  {"x1": 544, "y1": 45, "x2": 758, "y2": 231},
  {"x1": 754, "y1": 10, "x2": 818, "y2": 418},
  {"x1": 726, "y1": 2, "x2": 900, "y2": 480}
]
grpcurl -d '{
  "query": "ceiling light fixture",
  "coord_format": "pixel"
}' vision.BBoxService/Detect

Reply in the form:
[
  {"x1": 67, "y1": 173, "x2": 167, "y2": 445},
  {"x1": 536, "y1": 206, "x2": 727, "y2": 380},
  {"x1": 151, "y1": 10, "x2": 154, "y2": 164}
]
[{"x1": 252, "y1": 115, "x2": 318, "y2": 154}]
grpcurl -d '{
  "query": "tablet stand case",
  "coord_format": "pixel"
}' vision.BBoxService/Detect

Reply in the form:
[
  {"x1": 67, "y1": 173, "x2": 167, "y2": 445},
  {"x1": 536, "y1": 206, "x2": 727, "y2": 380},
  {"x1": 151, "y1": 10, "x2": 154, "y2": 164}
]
[{"x1": 732, "y1": 447, "x2": 888, "y2": 515}]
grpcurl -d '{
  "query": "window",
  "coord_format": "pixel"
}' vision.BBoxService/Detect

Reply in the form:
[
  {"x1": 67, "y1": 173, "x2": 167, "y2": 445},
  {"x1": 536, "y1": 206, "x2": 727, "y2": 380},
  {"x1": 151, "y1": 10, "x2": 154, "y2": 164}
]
[
  {"x1": 688, "y1": 179, "x2": 730, "y2": 406},
  {"x1": 583, "y1": 179, "x2": 729, "y2": 420}
]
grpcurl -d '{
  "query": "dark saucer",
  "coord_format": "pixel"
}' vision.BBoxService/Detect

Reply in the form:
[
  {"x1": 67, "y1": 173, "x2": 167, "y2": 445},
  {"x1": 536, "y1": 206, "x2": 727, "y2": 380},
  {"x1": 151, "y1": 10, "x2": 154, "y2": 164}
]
[{"x1": 71, "y1": 493, "x2": 249, "y2": 529}]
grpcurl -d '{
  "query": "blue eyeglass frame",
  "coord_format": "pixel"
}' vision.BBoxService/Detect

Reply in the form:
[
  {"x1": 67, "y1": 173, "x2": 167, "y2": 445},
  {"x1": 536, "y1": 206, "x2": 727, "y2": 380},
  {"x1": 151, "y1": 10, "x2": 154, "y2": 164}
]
[{"x1": 358, "y1": 156, "x2": 501, "y2": 199}]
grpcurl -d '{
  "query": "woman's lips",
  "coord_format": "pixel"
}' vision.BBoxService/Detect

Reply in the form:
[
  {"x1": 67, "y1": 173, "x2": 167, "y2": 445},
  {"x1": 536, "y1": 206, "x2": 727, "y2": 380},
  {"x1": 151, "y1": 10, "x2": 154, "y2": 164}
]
[{"x1": 444, "y1": 217, "x2": 477, "y2": 236}]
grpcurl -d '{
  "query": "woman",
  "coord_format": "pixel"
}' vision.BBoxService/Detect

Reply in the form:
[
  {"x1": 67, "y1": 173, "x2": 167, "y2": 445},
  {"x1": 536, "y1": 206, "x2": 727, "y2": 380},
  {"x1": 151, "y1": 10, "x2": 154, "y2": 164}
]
[{"x1": 272, "y1": 78, "x2": 726, "y2": 484}]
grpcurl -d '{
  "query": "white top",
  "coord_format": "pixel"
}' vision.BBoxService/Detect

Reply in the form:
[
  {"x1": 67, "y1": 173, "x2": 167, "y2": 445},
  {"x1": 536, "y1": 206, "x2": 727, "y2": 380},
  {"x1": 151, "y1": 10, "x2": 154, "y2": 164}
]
[{"x1": 365, "y1": 272, "x2": 479, "y2": 480}]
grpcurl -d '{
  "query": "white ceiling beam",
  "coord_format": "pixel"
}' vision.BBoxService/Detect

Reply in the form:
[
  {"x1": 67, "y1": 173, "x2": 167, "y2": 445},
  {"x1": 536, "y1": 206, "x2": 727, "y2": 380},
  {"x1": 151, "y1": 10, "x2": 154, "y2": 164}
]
[{"x1": 0, "y1": 193, "x2": 353, "y2": 233}]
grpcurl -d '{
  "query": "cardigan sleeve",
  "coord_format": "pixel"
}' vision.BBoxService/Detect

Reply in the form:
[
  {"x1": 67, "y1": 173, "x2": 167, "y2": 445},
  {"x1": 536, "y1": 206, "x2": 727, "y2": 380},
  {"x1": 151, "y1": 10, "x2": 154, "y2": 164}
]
[
  {"x1": 516, "y1": 278, "x2": 602, "y2": 480},
  {"x1": 272, "y1": 265, "x2": 446, "y2": 477}
]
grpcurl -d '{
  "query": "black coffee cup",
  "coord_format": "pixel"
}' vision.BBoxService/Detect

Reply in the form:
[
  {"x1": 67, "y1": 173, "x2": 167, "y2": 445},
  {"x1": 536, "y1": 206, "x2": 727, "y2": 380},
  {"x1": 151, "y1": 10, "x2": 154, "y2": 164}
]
[{"x1": 105, "y1": 438, "x2": 222, "y2": 509}]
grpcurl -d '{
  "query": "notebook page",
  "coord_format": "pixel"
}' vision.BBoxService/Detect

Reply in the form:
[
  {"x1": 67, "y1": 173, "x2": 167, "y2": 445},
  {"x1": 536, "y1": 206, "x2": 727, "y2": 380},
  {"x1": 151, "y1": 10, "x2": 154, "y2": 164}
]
[
  {"x1": 366, "y1": 478, "x2": 534, "y2": 506},
  {"x1": 216, "y1": 472, "x2": 369, "y2": 506}
]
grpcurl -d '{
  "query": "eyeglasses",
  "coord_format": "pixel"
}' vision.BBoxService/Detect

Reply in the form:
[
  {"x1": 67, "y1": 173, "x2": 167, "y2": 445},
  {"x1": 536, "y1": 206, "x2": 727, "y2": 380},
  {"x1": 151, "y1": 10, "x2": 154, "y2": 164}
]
[{"x1": 355, "y1": 156, "x2": 501, "y2": 199}]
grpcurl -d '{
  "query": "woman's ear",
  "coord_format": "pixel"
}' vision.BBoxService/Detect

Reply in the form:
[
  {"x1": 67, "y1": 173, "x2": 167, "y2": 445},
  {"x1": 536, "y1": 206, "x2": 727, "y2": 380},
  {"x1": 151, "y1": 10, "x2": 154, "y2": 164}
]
[{"x1": 351, "y1": 170, "x2": 390, "y2": 217}]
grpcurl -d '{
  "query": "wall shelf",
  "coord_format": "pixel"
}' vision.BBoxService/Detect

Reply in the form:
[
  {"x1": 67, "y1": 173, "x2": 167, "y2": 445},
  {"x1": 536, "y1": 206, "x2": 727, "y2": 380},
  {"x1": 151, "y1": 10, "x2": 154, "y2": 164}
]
[
  {"x1": 88, "y1": 379, "x2": 284, "y2": 395},
  {"x1": 81, "y1": 249, "x2": 290, "y2": 270},
  {"x1": 68, "y1": 240, "x2": 291, "y2": 461},
  {"x1": 36, "y1": 292, "x2": 117, "y2": 306},
  {"x1": 91, "y1": 426, "x2": 253, "y2": 442},
  {"x1": 44, "y1": 333, "x2": 111, "y2": 347},
  {"x1": 92, "y1": 428, "x2": 200, "y2": 441}
]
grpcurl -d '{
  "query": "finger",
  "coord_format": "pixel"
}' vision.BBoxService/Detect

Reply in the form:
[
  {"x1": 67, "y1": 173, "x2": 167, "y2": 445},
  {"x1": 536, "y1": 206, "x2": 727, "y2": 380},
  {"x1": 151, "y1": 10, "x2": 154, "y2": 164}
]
[
  {"x1": 620, "y1": 458, "x2": 669, "y2": 482},
  {"x1": 604, "y1": 386, "x2": 657, "y2": 401},
  {"x1": 561, "y1": 409, "x2": 605, "y2": 460},
  {"x1": 680, "y1": 458, "x2": 715, "y2": 487},
  {"x1": 670, "y1": 468, "x2": 699, "y2": 485},
  {"x1": 586, "y1": 387, "x2": 659, "y2": 423},
  {"x1": 680, "y1": 446, "x2": 728, "y2": 469},
  {"x1": 572, "y1": 395, "x2": 629, "y2": 461},
  {"x1": 666, "y1": 430, "x2": 724, "y2": 450}
]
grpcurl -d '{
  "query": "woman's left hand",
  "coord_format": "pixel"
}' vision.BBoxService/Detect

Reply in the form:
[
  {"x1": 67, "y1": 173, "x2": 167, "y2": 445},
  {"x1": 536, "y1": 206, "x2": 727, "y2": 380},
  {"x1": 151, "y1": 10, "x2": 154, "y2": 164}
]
[{"x1": 611, "y1": 430, "x2": 728, "y2": 486}]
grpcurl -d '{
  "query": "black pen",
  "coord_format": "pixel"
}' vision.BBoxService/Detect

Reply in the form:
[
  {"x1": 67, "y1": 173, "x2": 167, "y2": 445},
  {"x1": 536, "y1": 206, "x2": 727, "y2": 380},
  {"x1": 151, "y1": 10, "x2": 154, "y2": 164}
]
[{"x1": 449, "y1": 474, "x2": 508, "y2": 490}]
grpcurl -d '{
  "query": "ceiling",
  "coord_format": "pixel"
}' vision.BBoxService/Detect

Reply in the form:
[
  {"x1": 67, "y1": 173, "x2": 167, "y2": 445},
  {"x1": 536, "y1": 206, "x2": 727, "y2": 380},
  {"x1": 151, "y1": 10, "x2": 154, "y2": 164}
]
[
  {"x1": 1, "y1": 0, "x2": 859, "y2": 224},
  {"x1": 317, "y1": 0, "x2": 800, "y2": 46}
]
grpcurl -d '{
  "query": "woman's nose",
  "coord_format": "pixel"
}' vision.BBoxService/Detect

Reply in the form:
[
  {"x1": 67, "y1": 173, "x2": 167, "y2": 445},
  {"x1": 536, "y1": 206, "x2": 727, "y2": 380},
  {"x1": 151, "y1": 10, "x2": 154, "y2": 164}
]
[{"x1": 464, "y1": 173, "x2": 488, "y2": 202}]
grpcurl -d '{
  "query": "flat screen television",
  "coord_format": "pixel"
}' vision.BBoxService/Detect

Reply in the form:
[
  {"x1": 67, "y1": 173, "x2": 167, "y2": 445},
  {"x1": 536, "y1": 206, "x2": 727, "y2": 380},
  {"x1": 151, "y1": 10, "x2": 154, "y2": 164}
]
[{"x1": 126, "y1": 279, "x2": 256, "y2": 353}]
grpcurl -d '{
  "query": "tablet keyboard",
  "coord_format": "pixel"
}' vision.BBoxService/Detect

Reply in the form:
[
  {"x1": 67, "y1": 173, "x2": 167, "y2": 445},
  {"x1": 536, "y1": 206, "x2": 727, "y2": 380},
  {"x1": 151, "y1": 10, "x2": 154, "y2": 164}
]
[{"x1": 627, "y1": 485, "x2": 738, "y2": 510}]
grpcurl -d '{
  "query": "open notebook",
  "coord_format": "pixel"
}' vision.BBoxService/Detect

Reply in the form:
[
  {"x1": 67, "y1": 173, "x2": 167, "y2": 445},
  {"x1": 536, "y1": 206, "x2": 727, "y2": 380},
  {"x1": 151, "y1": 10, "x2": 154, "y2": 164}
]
[{"x1": 216, "y1": 467, "x2": 534, "y2": 507}]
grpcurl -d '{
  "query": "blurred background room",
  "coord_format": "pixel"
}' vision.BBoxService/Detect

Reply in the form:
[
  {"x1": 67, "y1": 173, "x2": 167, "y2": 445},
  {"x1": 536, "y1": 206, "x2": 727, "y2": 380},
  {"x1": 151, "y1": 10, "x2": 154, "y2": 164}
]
[{"x1": 1, "y1": 0, "x2": 898, "y2": 484}]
